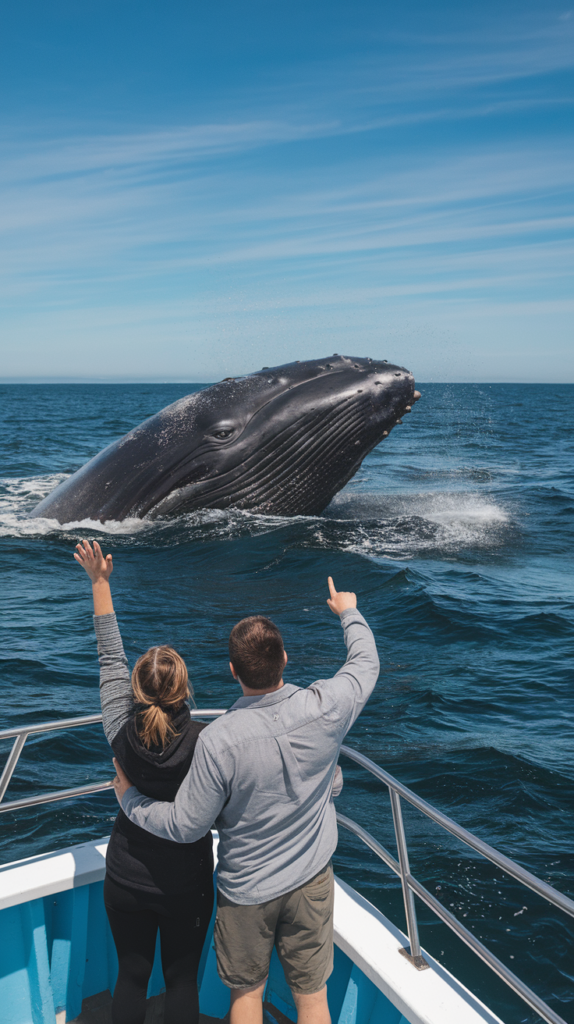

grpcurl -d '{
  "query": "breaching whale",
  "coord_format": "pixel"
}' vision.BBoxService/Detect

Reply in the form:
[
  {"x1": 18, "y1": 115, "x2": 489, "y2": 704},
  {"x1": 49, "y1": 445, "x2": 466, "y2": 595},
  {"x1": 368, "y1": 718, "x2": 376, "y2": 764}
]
[{"x1": 31, "y1": 355, "x2": 419, "y2": 523}]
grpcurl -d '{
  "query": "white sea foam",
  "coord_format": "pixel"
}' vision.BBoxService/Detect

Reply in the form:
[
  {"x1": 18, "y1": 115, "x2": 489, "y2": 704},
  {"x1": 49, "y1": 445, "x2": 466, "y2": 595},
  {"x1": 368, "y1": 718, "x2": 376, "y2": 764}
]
[
  {"x1": 0, "y1": 473, "x2": 154, "y2": 538},
  {"x1": 0, "y1": 474, "x2": 296, "y2": 541},
  {"x1": 0, "y1": 472, "x2": 512, "y2": 555},
  {"x1": 324, "y1": 490, "x2": 511, "y2": 558}
]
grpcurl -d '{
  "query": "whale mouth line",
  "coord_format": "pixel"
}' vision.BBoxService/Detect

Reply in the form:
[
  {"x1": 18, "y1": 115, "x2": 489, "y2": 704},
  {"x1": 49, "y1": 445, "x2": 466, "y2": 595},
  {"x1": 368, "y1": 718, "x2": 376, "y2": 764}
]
[
  {"x1": 148, "y1": 390, "x2": 402, "y2": 518},
  {"x1": 151, "y1": 374, "x2": 414, "y2": 501},
  {"x1": 141, "y1": 390, "x2": 362, "y2": 510}
]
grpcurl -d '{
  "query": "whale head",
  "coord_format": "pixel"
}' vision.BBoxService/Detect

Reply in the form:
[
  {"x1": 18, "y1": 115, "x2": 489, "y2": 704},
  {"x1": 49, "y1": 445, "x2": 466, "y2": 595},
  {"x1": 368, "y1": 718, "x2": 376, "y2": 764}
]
[{"x1": 31, "y1": 355, "x2": 419, "y2": 523}]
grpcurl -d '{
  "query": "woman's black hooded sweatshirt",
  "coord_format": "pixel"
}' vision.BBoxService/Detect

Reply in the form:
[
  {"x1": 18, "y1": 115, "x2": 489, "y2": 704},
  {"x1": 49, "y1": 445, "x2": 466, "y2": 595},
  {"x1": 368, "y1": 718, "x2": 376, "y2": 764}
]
[
  {"x1": 94, "y1": 613, "x2": 213, "y2": 897},
  {"x1": 108, "y1": 708, "x2": 212, "y2": 895}
]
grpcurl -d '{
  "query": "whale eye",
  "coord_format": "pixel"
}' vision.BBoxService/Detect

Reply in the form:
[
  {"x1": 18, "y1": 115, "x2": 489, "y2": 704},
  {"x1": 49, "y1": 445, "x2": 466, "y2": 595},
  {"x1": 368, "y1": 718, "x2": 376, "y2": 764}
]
[{"x1": 212, "y1": 429, "x2": 234, "y2": 440}]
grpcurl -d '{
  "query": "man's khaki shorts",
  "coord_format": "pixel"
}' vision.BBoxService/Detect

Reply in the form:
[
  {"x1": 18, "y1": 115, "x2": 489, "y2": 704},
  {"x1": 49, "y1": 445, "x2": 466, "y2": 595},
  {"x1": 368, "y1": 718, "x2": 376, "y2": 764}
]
[{"x1": 214, "y1": 863, "x2": 334, "y2": 994}]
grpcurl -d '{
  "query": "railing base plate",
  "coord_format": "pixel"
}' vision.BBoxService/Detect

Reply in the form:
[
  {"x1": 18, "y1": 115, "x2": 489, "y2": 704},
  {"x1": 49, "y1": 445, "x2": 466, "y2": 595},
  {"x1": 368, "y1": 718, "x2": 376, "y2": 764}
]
[{"x1": 399, "y1": 947, "x2": 429, "y2": 971}]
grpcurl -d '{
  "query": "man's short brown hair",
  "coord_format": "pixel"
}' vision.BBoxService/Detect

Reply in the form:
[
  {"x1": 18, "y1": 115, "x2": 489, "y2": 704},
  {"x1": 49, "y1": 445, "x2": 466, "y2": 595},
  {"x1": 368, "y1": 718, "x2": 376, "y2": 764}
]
[{"x1": 229, "y1": 616, "x2": 285, "y2": 690}]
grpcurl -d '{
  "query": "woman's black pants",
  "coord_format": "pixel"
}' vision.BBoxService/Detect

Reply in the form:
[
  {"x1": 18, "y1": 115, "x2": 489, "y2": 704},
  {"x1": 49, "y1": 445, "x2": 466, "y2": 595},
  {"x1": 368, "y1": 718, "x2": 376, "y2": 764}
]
[{"x1": 104, "y1": 873, "x2": 214, "y2": 1024}]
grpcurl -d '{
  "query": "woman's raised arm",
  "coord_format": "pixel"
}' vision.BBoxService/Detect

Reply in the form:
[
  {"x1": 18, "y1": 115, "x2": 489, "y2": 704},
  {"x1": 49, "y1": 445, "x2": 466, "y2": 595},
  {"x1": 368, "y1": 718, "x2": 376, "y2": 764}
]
[
  {"x1": 74, "y1": 539, "x2": 114, "y2": 614},
  {"x1": 74, "y1": 540, "x2": 134, "y2": 745}
]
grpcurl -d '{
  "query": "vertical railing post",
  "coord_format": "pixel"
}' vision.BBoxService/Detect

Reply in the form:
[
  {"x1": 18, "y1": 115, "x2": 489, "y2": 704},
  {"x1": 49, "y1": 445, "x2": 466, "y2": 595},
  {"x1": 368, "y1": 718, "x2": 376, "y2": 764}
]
[
  {"x1": 0, "y1": 733, "x2": 28, "y2": 803},
  {"x1": 390, "y1": 788, "x2": 428, "y2": 969}
]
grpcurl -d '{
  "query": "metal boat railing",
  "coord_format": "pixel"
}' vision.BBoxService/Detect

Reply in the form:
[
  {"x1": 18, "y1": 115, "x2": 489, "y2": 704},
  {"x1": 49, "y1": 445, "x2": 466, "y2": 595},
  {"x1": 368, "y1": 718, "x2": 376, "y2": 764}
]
[
  {"x1": 1, "y1": 713, "x2": 572, "y2": 1024},
  {"x1": 337, "y1": 745, "x2": 574, "y2": 1024},
  {"x1": 0, "y1": 710, "x2": 227, "y2": 813}
]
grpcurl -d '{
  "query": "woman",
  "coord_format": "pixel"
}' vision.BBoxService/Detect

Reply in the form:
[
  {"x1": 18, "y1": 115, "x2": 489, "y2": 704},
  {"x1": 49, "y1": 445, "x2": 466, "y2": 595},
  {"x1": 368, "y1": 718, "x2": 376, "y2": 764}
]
[{"x1": 74, "y1": 539, "x2": 213, "y2": 1024}]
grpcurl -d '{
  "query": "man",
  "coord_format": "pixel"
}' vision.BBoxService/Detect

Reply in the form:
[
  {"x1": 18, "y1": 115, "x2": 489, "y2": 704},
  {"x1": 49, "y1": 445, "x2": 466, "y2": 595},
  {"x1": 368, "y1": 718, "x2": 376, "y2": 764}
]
[{"x1": 114, "y1": 577, "x2": 379, "y2": 1024}]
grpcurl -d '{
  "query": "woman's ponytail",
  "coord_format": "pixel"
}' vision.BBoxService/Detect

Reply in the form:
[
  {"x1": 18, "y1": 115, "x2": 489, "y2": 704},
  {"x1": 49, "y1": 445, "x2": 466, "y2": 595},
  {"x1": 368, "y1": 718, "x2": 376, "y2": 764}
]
[
  {"x1": 136, "y1": 703, "x2": 173, "y2": 750},
  {"x1": 131, "y1": 646, "x2": 190, "y2": 750}
]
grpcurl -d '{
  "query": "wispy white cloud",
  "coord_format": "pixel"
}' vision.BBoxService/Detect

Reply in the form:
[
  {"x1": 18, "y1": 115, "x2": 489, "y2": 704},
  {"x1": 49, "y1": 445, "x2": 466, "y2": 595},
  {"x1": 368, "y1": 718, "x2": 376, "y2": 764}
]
[
  {"x1": 4, "y1": 94, "x2": 572, "y2": 197},
  {"x1": 0, "y1": 120, "x2": 342, "y2": 186},
  {"x1": 2, "y1": 140, "x2": 571, "y2": 281},
  {"x1": 258, "y1": 13, "x2": 574, "y2": 116}
]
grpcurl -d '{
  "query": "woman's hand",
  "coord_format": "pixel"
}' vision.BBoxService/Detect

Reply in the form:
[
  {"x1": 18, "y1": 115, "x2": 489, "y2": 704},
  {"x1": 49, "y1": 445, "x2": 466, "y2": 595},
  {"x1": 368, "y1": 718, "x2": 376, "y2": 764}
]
[
  {"x1": 74, "y1": 539, "x2": 113, "y2": 582},
  {"x1": 74, "y1": 539, "x2": 115, "y2": 615}
]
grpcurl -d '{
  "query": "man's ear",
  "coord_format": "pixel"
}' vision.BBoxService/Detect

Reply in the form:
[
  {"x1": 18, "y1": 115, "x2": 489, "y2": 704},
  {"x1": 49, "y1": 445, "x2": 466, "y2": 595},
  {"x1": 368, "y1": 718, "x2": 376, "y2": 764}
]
[
  {"x1": 229, "y1": 661, "x2": 239, "y2": 680},
  {"x1": 284, "y1": 650, "x2": 288, "y2": 666}
]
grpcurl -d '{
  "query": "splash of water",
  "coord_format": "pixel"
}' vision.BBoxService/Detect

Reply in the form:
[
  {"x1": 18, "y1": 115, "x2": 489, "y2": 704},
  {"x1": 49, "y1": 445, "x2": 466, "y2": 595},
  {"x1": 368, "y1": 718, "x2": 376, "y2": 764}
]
[{"x1": 0, "y1": 471, "x2": 512, "y2": 557}]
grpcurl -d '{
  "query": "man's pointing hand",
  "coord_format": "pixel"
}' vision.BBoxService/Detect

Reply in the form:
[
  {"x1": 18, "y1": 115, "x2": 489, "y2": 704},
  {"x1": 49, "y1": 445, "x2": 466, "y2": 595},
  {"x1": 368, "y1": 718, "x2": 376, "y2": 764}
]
[{"x1": 327, "y1": 577, "x2": 357, "y2": 616}]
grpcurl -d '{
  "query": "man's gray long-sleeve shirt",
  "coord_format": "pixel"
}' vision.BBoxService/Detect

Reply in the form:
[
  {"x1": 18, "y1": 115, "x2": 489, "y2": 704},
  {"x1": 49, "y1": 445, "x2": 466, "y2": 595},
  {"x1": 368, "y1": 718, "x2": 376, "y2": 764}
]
[{"x1": 122, "y1": 608, "x2": 379, "y2": 905}]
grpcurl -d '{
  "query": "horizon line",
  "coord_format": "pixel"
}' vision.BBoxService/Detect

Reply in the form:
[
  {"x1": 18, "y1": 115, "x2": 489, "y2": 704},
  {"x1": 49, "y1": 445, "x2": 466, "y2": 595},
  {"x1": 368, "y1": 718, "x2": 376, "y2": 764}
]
[{"x1": 0, "y1": 377, "x2": 571, "y2": 386}]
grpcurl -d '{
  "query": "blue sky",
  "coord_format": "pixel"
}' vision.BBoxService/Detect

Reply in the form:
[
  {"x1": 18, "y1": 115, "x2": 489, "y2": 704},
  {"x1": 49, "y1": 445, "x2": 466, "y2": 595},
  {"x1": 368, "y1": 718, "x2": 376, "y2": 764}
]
[{"x1": 1, "y1": 1, "x2": 572, "y2": 382}]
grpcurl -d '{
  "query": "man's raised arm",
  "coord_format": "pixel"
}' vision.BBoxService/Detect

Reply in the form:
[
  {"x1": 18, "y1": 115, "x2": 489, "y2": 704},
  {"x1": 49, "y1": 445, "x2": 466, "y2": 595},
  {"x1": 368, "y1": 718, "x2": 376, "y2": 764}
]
[
  {"x1": 320, "y1": 576, "x2": 380, "y2": 725},
  {"x1": 114, "y1": 736, "x2": 227, "y2": 842}
]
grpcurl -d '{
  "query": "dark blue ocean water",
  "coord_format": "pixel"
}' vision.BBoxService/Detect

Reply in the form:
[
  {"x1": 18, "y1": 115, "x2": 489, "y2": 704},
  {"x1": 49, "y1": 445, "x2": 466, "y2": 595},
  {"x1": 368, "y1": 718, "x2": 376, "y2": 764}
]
[{"x1": 1, "y1": 382, "x2": 573, "y2": 1023}]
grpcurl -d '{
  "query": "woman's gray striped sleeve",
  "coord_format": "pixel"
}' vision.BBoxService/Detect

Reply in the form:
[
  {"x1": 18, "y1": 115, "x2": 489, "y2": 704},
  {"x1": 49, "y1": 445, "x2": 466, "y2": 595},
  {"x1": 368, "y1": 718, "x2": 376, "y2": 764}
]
[{"x1": 94, "y1": 613, "x2": 134, "y2": 745}]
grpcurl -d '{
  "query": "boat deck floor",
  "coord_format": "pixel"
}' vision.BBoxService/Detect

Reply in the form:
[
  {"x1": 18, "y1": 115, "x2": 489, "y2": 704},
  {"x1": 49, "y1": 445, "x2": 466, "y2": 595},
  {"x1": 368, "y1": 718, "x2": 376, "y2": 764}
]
[{"x1": 69, "y1": 990, "x2": 290, "y2": 1024}]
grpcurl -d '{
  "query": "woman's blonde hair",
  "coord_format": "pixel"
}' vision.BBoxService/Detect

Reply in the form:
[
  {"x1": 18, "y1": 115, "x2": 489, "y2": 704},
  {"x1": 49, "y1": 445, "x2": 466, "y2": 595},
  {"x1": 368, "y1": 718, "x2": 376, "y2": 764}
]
[{"x1": 131, "y1": 646, "x2": 192, "y2": 749}]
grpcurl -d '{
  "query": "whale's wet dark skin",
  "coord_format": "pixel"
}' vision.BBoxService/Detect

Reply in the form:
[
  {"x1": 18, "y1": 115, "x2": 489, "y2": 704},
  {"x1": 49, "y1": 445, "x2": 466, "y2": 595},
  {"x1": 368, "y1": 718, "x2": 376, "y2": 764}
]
[{"x1": 31, "y1": 355, "x2": 419, "y2": 523}]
